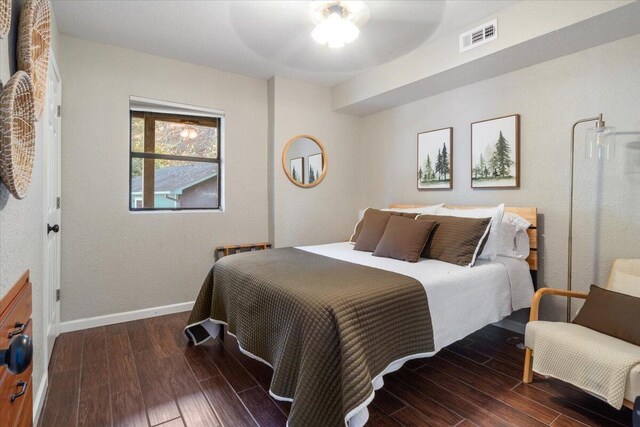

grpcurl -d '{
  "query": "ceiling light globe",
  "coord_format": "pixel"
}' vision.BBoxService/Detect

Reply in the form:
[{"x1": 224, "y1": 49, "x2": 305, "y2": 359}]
[
  {"x1": 311, "y1": 22, "x2": 330, "y2": 44},
  {"x1": 339, "y1": 19, "x2": 359, "y2": 43},
  {"x1": 312, "y1": 11, "x2": 359, "y2": 48},
  {"x1": 328, "y1": 39, "x2": 345, "y2": 49},
  {"x1": 180, "y1": 129, "x2": 189, "y2": 138}
]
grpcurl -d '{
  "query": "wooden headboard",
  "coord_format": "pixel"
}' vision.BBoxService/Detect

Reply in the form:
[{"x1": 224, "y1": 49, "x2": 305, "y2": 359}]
[{"x1": 389, "y1": 204, "x2": 538, "y2": 271}]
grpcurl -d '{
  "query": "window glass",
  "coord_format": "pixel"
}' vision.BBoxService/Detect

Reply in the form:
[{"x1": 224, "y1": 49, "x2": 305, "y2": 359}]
[{"x1": 129, "y1": 111, "x2": 221, "y2": 210}]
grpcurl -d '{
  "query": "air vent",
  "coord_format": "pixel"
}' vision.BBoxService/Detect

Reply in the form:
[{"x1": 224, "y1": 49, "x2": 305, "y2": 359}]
[{"x1": 459, "y1": 19, "x2": 497, "y2": 52}]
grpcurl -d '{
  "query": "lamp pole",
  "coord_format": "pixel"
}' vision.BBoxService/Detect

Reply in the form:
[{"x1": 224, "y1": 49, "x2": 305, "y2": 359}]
[{"x1": 567, "y1": 114, "x2": 603, "y2": 322}]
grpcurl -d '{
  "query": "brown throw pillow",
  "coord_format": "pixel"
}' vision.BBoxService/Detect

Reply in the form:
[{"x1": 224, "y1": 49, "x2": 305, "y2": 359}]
[
  {"x1": 416, "y1": 214, "x2": 491, "y2": 266},
  {"x1": 350, "y1": 208, "x2": 418, "y2": 245},
  {"x1": 373, "y1": 216, "x2": 437, "y2": 262},
  {"x1": 573, "y1": 285, "x2": 640, "y2": 346},
  {"x1": 354, "y1": 211, "x2": 393, "y2": 252}
]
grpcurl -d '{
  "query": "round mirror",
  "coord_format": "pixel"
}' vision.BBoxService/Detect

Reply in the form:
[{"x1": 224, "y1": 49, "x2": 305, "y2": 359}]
[{"x1": 282, "y1": 134, "x2": 327, "y2": 188}]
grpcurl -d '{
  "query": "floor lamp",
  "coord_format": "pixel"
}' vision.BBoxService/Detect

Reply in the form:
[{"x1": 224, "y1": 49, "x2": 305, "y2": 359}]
[{"x1": 567, "y1": 113, "x2": 615, "y2": 322}]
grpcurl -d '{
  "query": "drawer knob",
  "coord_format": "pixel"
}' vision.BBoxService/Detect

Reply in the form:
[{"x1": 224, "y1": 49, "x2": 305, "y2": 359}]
[
  {"x1": 10, "y1": 380, "x2": 28, "y2": 402},
  {"x1": 8, "y1": 321, "x2": 26, "y2": 339},
  {"x1": 0, "y1": 334, "x2": 32, "y2": 375}
]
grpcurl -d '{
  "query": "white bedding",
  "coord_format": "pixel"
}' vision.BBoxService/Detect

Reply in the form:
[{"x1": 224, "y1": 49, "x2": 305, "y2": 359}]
[{"x1": 298, "y1": 242, "x2": 534, "y2": 352}]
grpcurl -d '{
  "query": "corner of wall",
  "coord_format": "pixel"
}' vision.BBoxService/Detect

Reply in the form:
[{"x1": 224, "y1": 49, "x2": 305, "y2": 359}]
[{"x1": 267, "y1": 77, "x2": 275, "y2": 245}]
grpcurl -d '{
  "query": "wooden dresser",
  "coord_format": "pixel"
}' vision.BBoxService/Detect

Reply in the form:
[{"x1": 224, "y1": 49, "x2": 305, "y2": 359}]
[{"x1": 0, "y1": 271, "x2": 33, "y2": 427}]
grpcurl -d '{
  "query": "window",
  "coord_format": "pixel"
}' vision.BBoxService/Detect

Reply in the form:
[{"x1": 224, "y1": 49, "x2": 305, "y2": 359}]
[{"x1": 129, "y1": 105, "x2": 222, "y2": 211}]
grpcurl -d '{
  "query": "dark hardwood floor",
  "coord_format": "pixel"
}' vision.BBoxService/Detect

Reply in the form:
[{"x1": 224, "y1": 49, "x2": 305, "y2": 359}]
[{"x1": 39, "y1": 312, "x2": 633, "y2": 427}]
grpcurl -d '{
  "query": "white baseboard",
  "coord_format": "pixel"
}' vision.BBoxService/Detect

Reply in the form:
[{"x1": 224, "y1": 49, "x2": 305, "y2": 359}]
[
  {"x1": 59, "y1": 301, "x2": 194, "y2": 333},
  {"x1": 33, "y1": 372, "x2": 48, "y2": 424}
]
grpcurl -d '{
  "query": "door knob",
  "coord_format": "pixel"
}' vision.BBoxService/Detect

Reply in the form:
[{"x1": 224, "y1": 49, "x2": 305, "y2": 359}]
[
  {"x1": 0, "y1": 334, "x2": 32, "y2": 375},
  {"x1": 47, "y1": 223, "x2": 60, "y2": 234}
]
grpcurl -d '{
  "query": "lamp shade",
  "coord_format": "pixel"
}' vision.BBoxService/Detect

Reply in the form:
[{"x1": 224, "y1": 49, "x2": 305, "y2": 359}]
[{"x1": 585, "y1": 125, "x2": 616, "y2": 160}]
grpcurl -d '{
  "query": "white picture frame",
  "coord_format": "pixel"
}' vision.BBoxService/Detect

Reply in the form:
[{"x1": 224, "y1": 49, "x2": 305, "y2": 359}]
[
  {"x1": 417, "y1": 127, "x2": 453, "y2": 190},
  {"x1": 471, "y1": 114, "x2": 520, "y2": 188}
]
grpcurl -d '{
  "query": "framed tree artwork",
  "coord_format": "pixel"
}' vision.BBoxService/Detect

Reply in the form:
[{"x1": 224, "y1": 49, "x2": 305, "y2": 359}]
[
  {"x1": 471, "y1": 114, "x2": 520, "y2": 188},
  {"x1": 290, "y1": 157, "x2": 304, "y2": 185},
  {"x1": 417, "y1": 127, "x2": 453, "y2": 190},
  {"x1": 307, "y1": 153, "x2": 323, "y2": 185}
]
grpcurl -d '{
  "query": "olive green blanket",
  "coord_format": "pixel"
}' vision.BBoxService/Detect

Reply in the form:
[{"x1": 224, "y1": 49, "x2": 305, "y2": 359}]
[{"x1": 185, "y1": 247, "x2": 434, "y2": 427}]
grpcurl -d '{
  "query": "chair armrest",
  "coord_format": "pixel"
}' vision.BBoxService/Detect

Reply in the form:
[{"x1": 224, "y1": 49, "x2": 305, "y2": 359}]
[{"x1": 529, "y1": 288, "x2": 589, "y2": 322}]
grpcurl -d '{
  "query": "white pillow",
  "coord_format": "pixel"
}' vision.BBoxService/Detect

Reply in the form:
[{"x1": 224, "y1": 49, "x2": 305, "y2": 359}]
[
  {"x1": 608, "y1": 270, "x2": 640, "y2": 298},
  {"x1": 498, "y1": 212, "x2": 531, "y2": 259},
  {"x1": 436, "y1": 204, "x2": 505, "y2": 261},
  {"x1": 382, "y1": 204, "x2": 443, "y2": 215}
]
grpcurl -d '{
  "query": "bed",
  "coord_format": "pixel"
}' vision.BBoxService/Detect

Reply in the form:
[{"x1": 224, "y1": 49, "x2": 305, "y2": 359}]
[{"x1": 185, "y1": 205, "x2": 538, "y2": 427}]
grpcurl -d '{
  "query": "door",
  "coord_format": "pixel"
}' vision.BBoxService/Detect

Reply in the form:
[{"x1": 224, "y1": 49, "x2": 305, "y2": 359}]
[{"x1": 43, "y1": 54, "x2": 61, "y2": 364}]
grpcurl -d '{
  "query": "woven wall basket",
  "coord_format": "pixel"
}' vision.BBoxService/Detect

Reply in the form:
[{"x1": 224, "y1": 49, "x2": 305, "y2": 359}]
[
  {"x1": 0, "y1": 0, "x2": 11, "y2": 39},
  {"x1": 17, "y1": 0, "x2": 50, "y2": 119},
  {"x1": 0, "y1": 71, "x2": 36, "y2": 199}
]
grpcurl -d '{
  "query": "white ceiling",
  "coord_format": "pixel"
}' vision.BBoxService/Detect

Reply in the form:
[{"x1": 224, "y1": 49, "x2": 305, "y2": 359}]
[{"x1": 53, "y1": 1, "x2": 518, "y2": 87}]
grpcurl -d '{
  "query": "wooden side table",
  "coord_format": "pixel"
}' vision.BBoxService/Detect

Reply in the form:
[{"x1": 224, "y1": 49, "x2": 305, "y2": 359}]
[{"x1": 214, "y1": 242, "x2": 272, "y2": 261}]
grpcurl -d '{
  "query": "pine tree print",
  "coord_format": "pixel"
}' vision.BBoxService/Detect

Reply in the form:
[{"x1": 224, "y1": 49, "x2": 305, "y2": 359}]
[
  {"x1": 441, "y1": 142, "x2": 449, "y2": 180},
  {"x1": 489, "y1": 131, "x2": 514, "y2": 177},
  {"x1": 425, "y1": 155, "x2": 434, "y2": 182},
  {"x1": 435, "y1": 149, "x2": 442, "y2": 180}
]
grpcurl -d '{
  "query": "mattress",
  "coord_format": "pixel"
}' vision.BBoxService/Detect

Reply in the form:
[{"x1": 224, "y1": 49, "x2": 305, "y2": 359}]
[{"x1": 299, "y1": 242, "x2": 534, "y2": 352}]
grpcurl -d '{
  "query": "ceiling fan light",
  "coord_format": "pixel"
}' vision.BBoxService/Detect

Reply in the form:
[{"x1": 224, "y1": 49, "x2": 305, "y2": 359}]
[
  {"x1": 342, "y1": 1, "x2": 364, "y2": 15},
  {"x1": 180, "y1": 128, "x2": 189, "y2": 138},
  {"x1": 311, "y1": 6, "x2": 360, "y2": 48},
  {"x1": 339, "y1": 19, "x2": 359, "y2": 43},
  {"x1": 328, "y1": 38, "x2": 345, "y2": 49},
  {"x1": 311, "y1": 21, "x2": 330, "y2": 44},
  {"x1": 188, "y1": 129, "x2": 198, "y2": 139}
]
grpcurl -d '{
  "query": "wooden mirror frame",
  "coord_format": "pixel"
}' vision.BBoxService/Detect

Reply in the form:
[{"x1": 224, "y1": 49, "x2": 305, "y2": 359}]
[{"x1": 282, "y1": 134, "x2": 327, "y2": 188}]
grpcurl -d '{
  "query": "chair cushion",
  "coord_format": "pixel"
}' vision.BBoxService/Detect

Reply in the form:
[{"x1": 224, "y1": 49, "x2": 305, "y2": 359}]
[
  {"x1": 526, "y1": 321, "x2": 640, "y2": 402},
  {"x1": 608, "y1": 270, "x2": 640, "y2": 298},
  {"x1": 606, "y1": 259, "x2": 640, "y2": 297}
]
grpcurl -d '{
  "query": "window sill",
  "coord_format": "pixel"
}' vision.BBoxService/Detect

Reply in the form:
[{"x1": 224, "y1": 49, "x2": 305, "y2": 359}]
[{"x1": 129, "y1": 208, "x2": 225, "y2": 214}]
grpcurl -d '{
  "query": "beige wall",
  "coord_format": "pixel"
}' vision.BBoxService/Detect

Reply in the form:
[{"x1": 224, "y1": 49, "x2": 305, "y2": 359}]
[
  {"x1": 48, "y1": 13, "x2": 640, "y2": 331},
  {"x1": 359, "y1": 34, "x2": 640, "y2": 321},
  {"x1": 0, "y1": 0, "x2": 60, "y2": 417},
  {"x1": 332, "y1": 0, "x2": 637, "y2": 114},
  {"x1": 270, "y1": 77, "x2": 362, "y2": 248},
  {"x1": 58, "y1": 36, "x2": 269, "y2": 321}
]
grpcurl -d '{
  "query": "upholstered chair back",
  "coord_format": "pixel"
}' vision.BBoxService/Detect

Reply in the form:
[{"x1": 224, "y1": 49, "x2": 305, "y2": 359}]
[{"x1": 605, "y1": 259, "x2": 640, "y2": 298}]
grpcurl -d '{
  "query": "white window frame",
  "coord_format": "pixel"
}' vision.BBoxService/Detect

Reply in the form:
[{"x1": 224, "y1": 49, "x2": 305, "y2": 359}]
[{"x1": 129, "y1": 96, "x2": 225, "y2": 212}]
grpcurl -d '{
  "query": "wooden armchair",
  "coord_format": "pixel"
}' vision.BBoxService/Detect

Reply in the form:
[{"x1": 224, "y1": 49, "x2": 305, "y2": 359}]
[
  {"x1": 523, "y1": 288, "x2": 588, "y2": 382},
  {"x1": 523, "y1": 259, "x2": 640, "y2": 410}
]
